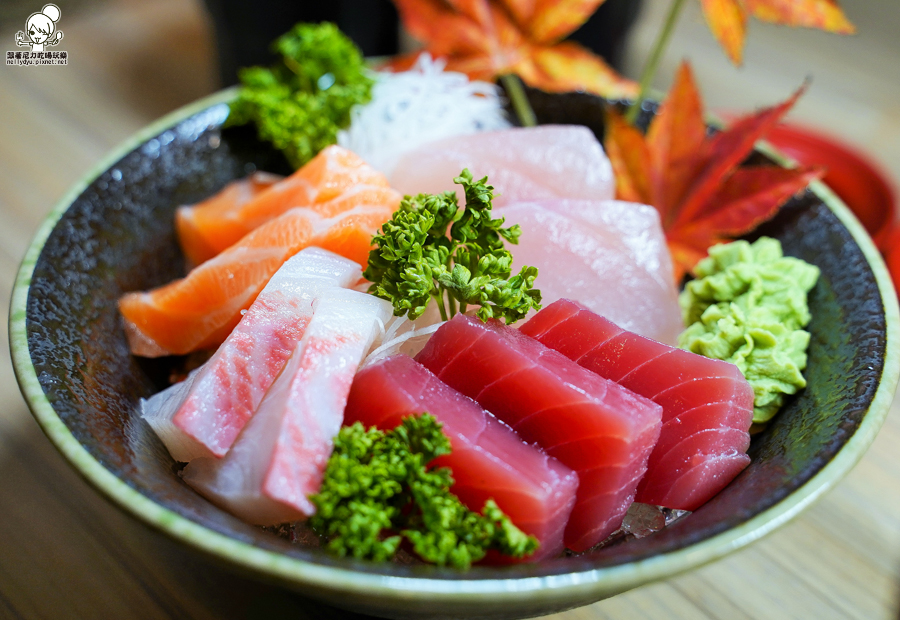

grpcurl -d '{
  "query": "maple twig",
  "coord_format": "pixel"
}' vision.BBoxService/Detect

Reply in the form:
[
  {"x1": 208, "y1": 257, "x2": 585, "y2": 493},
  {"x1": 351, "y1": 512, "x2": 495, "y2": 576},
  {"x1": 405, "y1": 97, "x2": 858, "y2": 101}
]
[
  {"x1": 500, "y1": 74, "x2": 537, "y2": 128},
  {"x1": 626, "y1": 0, "x2": 689, "y2": 125}
]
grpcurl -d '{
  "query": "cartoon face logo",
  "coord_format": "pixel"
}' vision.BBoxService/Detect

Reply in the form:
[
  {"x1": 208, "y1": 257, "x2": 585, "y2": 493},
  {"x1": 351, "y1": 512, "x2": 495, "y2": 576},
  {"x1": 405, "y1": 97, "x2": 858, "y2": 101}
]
[{"x1": 15, "y1": 4, "x2": 64, "y2": 52}]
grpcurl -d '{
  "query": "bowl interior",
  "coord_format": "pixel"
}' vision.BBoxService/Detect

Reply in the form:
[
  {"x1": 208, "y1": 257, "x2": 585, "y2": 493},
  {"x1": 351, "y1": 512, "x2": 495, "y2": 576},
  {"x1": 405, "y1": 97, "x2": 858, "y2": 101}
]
[{"x1": 12, "y1": 90, "x2": 895, "y2": 612}]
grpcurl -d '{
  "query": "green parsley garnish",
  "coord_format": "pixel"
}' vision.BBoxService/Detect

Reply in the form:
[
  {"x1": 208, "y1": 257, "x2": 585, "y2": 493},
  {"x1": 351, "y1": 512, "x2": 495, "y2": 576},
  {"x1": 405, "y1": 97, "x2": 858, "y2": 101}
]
[
  {"x1": 226, "y1": 22, "x2": 374, "y2": 169},
  {"x1": 363, "y1": 169, "x2": 542, "y2": 323},
  {"x1": 309, "y1": 413, "x2": 538, "y2": 568}
]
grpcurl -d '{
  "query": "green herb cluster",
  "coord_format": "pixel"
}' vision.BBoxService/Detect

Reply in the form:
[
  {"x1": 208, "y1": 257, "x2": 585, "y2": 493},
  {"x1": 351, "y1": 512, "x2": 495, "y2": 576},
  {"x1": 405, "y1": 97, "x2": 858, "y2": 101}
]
[
  {"x1": 364, "y1": 170, "x2": 542, "y2": 323},
  {"x1": 309, "y1": 414, "x2": 538, "y2": 568},
  {"x1": 227, "y1": 22, "x2": 373, "y2": 169}
]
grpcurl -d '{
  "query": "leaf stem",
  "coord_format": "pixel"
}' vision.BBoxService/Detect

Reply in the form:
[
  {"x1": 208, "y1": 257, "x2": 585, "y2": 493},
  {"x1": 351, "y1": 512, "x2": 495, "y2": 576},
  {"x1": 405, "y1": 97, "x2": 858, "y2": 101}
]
[
  {"x1": 625, "y1": 0, "x2": 688, "y2": 125},
  {"x1": 447, "y1": 294, "x2": 458, "y2": 319},
  {"x1": 434, "y1": 291, "x2": 449, "y2": 322},
  {"x1": 500, "y1": 74, "x2": 537, "y2": 128}
]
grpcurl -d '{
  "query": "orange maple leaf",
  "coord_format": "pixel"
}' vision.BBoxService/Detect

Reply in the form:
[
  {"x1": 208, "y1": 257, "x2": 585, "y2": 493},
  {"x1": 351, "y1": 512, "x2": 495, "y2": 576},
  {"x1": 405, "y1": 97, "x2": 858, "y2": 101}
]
[
  {"x1": 701, "y1": 0, "x2": 855, "y2": 64},
  {"x1": 605, "y1": 61, "x2": 825, "y2": 282},
  {"x1": 390, "y1": 0, "x2": 638, "y2": 99}
]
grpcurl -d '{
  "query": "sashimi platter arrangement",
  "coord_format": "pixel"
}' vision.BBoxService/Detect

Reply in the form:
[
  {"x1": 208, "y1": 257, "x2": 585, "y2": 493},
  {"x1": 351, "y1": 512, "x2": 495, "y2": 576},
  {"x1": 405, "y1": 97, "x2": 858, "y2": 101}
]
[{"x1": 118, "y1": 24, "x2": 826, "y2": 569}]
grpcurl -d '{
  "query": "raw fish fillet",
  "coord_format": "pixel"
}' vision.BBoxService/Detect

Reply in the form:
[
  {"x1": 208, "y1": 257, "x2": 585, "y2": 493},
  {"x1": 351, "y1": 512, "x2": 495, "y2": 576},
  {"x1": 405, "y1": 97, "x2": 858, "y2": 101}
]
[
  {"x1": 119, "y1": 186, "x2": 400, "y2": 357},
  {"x1": 415, "y1": 315, "x2": 662, "y2": 552},
  {"x1": 390, "y1": 126, "x2": 615, "y2": 207},
  {"x1": 521, "y1": 299, "x2": 754, "y2": 511},
  {"x1": 141, "y1": 248, "x2": 361, "y2": 462},
  {"x1": 344, "y1": 354, "x2": 579, "y2": 561},
  {"x1": 177, "y1": 146, "x2": 389, "y2": 265},
  {"x1": 182, "y1": 288, "x2": 393, "y2": 525},
  {"x1": 499, "y1": 199, "x2": 683, "y2": 344}
]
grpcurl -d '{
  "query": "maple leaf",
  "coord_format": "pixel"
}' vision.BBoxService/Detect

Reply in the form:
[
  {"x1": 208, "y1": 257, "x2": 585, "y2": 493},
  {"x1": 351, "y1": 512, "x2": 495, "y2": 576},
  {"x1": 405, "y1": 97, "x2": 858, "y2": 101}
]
[
  {"x1": 389, "y1": 0, "x2": 638, "y2": 99},
  {"x1": 700, "y1": 0, "x2": 855, "y2": 64},
  {"x1": 604, "y1": 61, "x2": 825, "y2": 282}
]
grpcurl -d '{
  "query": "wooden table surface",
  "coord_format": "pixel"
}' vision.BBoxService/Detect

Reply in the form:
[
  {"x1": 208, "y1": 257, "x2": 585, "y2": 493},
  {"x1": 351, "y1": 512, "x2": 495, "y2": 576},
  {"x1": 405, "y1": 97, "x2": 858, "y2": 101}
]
[{"x1": 1, "y1": 0, "x2": 899, "y2": 618}]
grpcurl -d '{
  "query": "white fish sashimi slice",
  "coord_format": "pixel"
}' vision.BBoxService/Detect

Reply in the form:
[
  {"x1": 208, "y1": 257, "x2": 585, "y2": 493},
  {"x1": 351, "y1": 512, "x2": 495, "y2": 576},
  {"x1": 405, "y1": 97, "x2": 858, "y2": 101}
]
[
  {"x1": 141, "y1": 248, "x2": 362, "y2": 462},
  {"x1": 500, "y1": 199, "x2": 683, "y2": 345},
  {"x1": 389, "y1": 125, "x2": 615, "y2": 207},
  {"x1": 182, "y1": 288, "x2": 393, "y2": 525}
]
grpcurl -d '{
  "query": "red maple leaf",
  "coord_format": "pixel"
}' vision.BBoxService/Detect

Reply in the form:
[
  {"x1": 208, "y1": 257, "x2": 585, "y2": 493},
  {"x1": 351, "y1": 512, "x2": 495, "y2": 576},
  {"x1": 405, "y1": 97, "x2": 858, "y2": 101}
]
[
  {"x1": 700, "y1": 0, "x2": 855, "y2": 64},
  {"x1": 604, "y1": 61, "x2": 825, "y2": 281},
  {"x1": 389, "y1": 0, "x2": 638, "y2": 99}
]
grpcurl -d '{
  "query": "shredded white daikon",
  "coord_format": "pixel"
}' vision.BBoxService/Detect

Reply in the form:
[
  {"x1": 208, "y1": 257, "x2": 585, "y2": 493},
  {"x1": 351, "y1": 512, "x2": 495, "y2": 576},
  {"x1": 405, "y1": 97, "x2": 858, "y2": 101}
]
[
  {"x1": 337, "y1": 53, "x2": 511, "y2": 176},
  {"x1": 362, "y1": 303, "x2": 445, "y2": 366}
]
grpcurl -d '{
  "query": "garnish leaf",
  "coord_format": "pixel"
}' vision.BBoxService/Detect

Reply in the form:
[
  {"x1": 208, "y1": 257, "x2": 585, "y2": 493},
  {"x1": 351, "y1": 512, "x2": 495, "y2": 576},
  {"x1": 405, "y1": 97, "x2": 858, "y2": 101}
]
[
  {"x1": 227, "y1": 22, "x2": 374, "y2": 169},
  {"x1": 365, "y1": 169, "x2": 542, "y2": 323},
  {"x1": 388, "y1": 0, "x2": 637, "y2": 99},
  {"x1": 604, "y1": 61, "x2": 825, "y2": 282},
  {"x1": 310, "y1": 414, "x2": 538, "y2": 568},
  {"x1": 701, "y1": 0, "x2": 855, "y2": 64}
]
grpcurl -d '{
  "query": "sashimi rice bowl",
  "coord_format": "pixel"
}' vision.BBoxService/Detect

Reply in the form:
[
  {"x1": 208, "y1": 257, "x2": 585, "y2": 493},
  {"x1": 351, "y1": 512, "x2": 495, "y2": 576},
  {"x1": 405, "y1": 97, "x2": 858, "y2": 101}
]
[{"x1": 10, "y1": 59, "x2": 900, "y2": 620}]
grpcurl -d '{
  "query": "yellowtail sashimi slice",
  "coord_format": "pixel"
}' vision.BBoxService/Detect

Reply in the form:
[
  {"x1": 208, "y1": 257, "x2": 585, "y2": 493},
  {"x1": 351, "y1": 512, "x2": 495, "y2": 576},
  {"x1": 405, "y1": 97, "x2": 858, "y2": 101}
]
[
  {"x1": 141, "y1": 248, "x2": 362, "y2": 462},
  {"x1": 499, "y1": 199, "x2": 683, "y2": 345},
  {"x1": 389, "y1": 126, "x2": 615, "y2": 207},
  {"x1": 182, "y1": 288, "x2": 393, "y2": 525}
]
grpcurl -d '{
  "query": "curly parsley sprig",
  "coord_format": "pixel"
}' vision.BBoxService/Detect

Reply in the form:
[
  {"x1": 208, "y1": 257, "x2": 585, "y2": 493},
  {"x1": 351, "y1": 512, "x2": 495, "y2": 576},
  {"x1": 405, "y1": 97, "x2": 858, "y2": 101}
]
[
  {"x1": 364, "y1": 170, "x2": 542, "y2": 323},
  {"x1": 309, "y1": 414, "x2": 538, "y2": 568},
  {"x1": 226, "y1": 22, "x2": 374, "y2": 169}
]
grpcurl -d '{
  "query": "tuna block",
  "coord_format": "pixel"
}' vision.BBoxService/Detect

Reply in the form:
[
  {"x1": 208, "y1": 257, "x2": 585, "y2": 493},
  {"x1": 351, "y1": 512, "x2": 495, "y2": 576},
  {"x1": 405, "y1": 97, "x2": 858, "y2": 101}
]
[
  {"x1": 345, "y1": 354, "x2": 579, "y2": 562},
  {"x1": 416, "y1": 315, "x2": 662, "y2": 553},
  {"x1": 182, "y1": 288, "x2": 393, "y2": 525},
  {"x1": 521, "y1": 299, "x2": 755, "y2": 511}
]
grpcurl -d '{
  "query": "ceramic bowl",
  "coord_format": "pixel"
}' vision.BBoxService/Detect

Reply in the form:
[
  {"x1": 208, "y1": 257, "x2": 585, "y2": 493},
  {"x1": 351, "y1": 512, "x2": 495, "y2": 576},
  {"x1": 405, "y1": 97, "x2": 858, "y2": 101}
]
[{"x1": 10, "y1": 88, "x2": 900, "y2": 620}]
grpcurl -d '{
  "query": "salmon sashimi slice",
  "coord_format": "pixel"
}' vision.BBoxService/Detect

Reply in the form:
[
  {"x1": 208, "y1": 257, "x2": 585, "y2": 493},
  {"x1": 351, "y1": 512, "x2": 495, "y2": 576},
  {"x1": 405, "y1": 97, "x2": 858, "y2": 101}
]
[
  {"x1": 176, "y1": 146, "x2": 390, "y2": 265},
  {"x1": 344, "y1": 354, "x2": 579, "y2": 562},
  {"x1": 175, "y1": 171, "x2": 283, "y2": 267},
  {"x1": 415, "y1": 315, "x2": 662, "y2": 553},
  {"x1": 182, "y1": 288, "x2": 393, "y2": 525},
  {"x1": 520, "y1": 299, "x2": 754, "y2": 511},
  {"x1": 120, "y1": 187, "x2": 400, "y2": 357},
  {"x1": 140, "y1": 248, "x2": 361, "y2": 462}
]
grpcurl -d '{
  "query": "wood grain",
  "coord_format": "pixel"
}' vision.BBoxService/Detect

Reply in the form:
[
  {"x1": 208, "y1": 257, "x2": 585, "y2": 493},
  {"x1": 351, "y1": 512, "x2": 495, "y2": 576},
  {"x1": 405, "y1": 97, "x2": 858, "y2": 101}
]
[{"x1": 0, "y1": 0, "x2": 898, "y2": 617}]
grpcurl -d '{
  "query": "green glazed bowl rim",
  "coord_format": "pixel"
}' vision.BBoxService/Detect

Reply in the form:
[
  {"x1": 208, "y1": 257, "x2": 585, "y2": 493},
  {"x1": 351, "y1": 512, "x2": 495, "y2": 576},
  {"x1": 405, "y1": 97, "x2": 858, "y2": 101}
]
[{"x1": 10, "y1": 88, "x2": 900, "y2": 606}]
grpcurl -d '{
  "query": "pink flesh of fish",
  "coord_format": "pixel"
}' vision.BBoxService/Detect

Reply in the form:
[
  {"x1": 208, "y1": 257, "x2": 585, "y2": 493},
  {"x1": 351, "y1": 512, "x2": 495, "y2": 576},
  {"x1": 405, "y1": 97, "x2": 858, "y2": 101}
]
[
  {"x1": 389, "y1": 126, "x2": 615, "y2": 207},
  {"x1": 520, "y1": 299, "x2": 754, "y2": 511},
  {"x1": 415, "y1": 315, "x2": 662, "y2": 553},
  {"x1": 181, "y1": 288, "x2": 392, "y2": 525},
  {"x1": 344, "y1": 354, "x2": 579, "y2": 562},
  {"x1": 498, "y1": 199, "x2": 683, "y2": 345},
  {"x1": 141, "y1": 248, "x2": 361, "y2": 462}
]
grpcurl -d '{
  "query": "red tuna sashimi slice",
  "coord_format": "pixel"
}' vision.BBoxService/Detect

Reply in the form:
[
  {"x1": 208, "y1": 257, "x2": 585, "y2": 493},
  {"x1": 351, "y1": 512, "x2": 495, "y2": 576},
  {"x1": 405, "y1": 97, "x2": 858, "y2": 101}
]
[
  {"x1": 141, "y1": 248, "x2": 361, "y2": 462},
  {"x1": 182, "y1": 289, "x2": 392, "y2": 525},
  {"x1": 344, "y1": 354, "x2": 579, "y2": 561},
  {"x1": 415, "y1": 315, "x2": 662, "y2": 552},
  {"x1": 520, "y1": 299, "x2": 754, "y2": 511}
]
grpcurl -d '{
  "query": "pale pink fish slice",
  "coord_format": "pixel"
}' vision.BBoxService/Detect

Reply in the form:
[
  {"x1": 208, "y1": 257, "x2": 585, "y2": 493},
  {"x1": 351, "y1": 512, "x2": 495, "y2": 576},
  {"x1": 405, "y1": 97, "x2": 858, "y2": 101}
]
[
  {"x1": 141, "y1": 248, "x2": 361, "y2": 462},
  {"x1": 182, "y1": 288, "x2": 393, "y2": 525},
  {"x1": 500, "y1": 199, "x2": 683, "y2": 345},
  {"x1": 389, "y1": 126, "x2": 615, "y2": 207}
]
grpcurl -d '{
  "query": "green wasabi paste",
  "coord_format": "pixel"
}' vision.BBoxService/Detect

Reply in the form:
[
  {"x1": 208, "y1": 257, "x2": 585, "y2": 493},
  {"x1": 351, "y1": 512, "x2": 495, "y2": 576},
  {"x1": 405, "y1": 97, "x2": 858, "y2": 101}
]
[{"x1": 677, "y1": 237, "x2": 819, "y2": 424}]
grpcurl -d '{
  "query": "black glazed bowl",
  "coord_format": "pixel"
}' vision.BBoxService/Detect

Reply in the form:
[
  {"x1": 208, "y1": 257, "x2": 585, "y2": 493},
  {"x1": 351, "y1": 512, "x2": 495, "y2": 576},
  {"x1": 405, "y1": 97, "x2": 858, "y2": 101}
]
[{"x1": 10, "y1": 88, "x2": 900, "y2": 620}]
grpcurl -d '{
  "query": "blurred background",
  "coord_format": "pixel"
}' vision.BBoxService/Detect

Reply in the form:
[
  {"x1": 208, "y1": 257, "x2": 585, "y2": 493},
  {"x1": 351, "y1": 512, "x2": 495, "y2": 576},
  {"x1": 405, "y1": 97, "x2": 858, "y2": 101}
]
[{"x1": 0, "y1": 0, "x2": 899, "y2": 618}]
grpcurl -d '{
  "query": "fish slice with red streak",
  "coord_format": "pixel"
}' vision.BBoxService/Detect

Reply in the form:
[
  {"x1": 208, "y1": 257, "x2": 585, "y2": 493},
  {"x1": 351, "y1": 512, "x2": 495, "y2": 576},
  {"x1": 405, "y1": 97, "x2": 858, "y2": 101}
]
[
  {"x1": 520, "y1": 299, "x2": 754, "y2": 511},
  {"x1": 415, "y1": 315, "x2": 662, "y2": 553},
  {"x1": 344, "y1": 354, "x2": 579, "y2": 561},
  {"x1": 183, "y1": 288, "x2": 393, "y2": 525},
  {"x1": 140, "y1": 248, "x2": 361, "y2": 462}
]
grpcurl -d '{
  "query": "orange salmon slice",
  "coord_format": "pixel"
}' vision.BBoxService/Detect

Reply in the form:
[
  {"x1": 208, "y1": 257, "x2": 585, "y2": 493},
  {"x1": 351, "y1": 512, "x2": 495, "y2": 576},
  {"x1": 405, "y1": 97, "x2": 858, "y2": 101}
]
[
  {"x1": 120, "y1": 186, "x2": 401, "y2": 357},
  {"x1": 176, "y1": 146, "x2": 388, "y2": 265}
]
